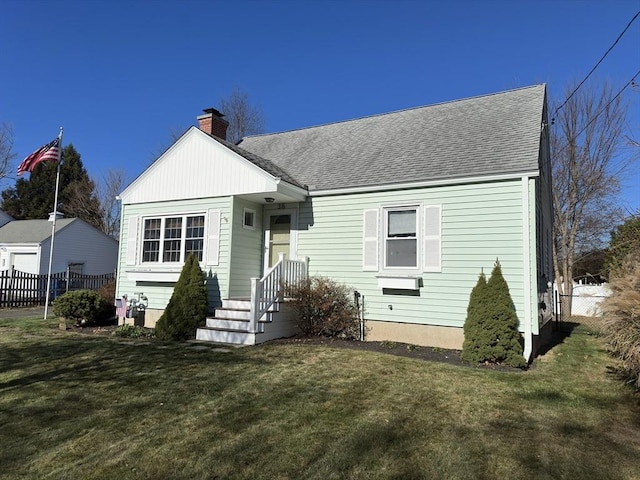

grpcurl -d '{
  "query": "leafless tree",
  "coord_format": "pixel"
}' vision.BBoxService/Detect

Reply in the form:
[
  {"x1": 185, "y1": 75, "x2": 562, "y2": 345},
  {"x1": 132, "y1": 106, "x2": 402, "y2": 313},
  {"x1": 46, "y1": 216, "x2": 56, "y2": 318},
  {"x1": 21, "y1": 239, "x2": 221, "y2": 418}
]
[
  {"x1": 627, "y1": 81, "x2": 640, "y2": 148},
  {"x1": 148, "y1": 125, "x2": 189, "y2": 164},
  {"x1": 219, "y1": 87, "x2": 265, "y2": 144},
  {"x1": 97, "y1": 169, "x2": 127, "y2": 238},
  {"x1": 0, "y1": 122, "x2": 16, "y2": 182},
  {"x1": 63, "y1": 168, "x2": 126, "y2": 238},
  {"x1": 551, "y1": 81, "x2": 632, "y2": 306}
]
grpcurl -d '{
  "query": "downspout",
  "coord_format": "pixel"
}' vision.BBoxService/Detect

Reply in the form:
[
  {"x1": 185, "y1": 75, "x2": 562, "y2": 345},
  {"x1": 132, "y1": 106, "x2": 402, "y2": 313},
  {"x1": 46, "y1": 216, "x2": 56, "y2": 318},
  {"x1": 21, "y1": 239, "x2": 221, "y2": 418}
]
[{"x1": 521, "y1": 176, "x2": 533, "y2": 362}]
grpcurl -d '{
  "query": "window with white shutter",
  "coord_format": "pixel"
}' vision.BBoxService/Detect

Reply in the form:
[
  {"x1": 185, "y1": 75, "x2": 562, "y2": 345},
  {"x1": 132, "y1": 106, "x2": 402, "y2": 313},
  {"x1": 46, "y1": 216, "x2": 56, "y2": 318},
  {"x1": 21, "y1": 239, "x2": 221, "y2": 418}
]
[
  {"x1": 205, "y1": 209, "x2": 221, "y2": 266},
  {"x1": 423, "y1": 205, "x2": 442, "y2": 272},
  {"x1": 362, "y1": 204, "x2": 442, "y2": 275},
  {"x1": 362, "y1": 209, "x2": 379, "y2": 271},
  {"x1": 126, "y1": 216, "x2": 139, "y2": 266}
]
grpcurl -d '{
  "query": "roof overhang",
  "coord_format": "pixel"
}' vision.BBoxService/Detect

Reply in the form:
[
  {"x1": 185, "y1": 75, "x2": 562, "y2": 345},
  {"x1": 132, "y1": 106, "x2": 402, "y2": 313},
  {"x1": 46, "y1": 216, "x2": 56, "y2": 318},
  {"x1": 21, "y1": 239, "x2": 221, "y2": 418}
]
[
  {"x1": 309, "y1": 170, "x2": 540, "y2": 197},
  {"x1": 232, "y1": 178, "x2": 308, "y2": 205}
]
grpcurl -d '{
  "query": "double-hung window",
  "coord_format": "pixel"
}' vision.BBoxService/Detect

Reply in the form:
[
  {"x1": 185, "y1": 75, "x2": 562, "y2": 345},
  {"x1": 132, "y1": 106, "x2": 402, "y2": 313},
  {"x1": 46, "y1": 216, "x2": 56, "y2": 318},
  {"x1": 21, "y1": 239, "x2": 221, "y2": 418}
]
[
  {"x1": 385, "y1": 207, "x2": 418, "y2": 268},
  {"x1": 142, "y1": 214, "x2": 205, "y2": 263},
  {"x1": 363, "y1": 204, "x2": 441, "y2": 274}
]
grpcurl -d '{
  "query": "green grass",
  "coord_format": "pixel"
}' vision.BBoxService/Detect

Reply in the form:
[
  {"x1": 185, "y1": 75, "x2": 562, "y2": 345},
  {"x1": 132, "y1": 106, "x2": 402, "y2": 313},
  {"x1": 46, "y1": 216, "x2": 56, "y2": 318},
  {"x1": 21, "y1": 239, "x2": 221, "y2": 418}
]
[{"x1": 1, "y1": 316, "x2": 639, "y2": 479}]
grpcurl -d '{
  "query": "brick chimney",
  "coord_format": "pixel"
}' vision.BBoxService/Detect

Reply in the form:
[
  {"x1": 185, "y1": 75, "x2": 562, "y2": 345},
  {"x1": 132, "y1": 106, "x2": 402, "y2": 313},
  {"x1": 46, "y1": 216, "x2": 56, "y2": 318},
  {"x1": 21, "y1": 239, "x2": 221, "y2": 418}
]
[{"x1": 197, "y1": 108, "x2": 229, "y2": 140}]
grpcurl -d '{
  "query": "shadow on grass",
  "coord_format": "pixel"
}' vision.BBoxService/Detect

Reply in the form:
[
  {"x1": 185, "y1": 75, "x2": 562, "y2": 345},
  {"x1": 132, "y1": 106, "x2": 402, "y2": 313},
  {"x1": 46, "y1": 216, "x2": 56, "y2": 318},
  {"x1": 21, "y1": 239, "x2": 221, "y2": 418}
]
[
  {"x1": 535, "y1": 321, "x2": 580, "y2": 357},
  {"x1": 0, "y1": 334, "x2": 258, "y2": 393}
]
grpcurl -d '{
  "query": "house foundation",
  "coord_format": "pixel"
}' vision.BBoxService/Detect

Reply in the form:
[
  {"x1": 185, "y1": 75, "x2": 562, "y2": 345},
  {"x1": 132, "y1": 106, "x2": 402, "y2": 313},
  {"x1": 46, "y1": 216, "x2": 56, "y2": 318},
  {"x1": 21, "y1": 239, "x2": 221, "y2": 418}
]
[{"x1": 365, "y1": 320, "x2": 465, "y2": 350}]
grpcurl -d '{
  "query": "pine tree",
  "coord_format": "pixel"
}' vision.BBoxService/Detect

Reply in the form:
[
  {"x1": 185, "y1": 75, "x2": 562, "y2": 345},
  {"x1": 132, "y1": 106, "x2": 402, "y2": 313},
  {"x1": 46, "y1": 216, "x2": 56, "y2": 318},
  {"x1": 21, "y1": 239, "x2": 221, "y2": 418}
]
[
  {"x1": 462, "y1": 260, "x2": 526, "y2": 368},
  {"x1": 155, "y1": 254, "x2": 208, "y2": 341},
  {"x1": 461, "y1": 271, "x2": 490, "y2": 363},
  {"x1": 1, "y1": 144, "x2": 102, "y2": 227},
  {"x1": 189, "y1": 254, "x2": 209, "y2": 322}
]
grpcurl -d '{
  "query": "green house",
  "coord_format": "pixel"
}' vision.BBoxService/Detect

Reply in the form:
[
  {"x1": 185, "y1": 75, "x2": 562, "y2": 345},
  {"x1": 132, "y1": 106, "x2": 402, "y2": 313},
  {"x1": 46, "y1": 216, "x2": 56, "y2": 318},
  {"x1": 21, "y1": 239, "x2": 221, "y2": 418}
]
[{"x1": 116, "y1": 84, "x2": 554, "y2": 361}]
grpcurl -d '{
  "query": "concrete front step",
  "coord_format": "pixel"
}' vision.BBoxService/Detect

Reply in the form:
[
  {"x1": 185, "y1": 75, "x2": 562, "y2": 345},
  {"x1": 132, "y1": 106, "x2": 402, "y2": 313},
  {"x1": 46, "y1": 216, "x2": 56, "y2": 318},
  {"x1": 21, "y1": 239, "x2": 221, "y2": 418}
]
[
  {"x1": 221, "y1": 298, "x2": 280, "y2": 312},
  {"x1": 214, "y1": 308, "x2": 252, "y2": 321},
  {"x1": 196, "y1": 298, "x2": 289, "y2": 346},
  {"x1": 221, "y1": 298, "x2": 250, "y2": 310},
  {"x1": 195, "y1": 327, "x2": 257, "y2": 345},
  {"x1": 205, "y1": 317, "x2": 266, "y2": 332}
]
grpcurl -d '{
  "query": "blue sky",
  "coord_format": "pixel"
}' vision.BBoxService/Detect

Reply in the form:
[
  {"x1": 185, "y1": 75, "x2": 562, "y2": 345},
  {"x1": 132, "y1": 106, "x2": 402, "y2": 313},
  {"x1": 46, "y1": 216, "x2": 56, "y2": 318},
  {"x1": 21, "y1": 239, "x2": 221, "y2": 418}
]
[{"x1": 1, "y1": 0, "x2": 639, "y2": 211}]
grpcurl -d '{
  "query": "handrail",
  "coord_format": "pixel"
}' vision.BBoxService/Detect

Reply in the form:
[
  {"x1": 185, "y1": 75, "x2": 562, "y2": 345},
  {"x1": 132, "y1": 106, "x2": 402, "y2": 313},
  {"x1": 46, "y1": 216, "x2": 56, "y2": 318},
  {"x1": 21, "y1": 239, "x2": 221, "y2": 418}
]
[{"x1": 249, "y1": 254, "x2": 308, "y2": 333}]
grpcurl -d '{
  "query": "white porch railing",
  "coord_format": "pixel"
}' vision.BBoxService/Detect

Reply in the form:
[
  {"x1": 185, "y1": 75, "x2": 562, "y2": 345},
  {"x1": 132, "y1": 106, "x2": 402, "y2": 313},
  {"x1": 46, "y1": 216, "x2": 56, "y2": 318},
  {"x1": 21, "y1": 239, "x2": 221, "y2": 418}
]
[{"x1": 249, "y1": 253, "x2": 308, "y2": 333}]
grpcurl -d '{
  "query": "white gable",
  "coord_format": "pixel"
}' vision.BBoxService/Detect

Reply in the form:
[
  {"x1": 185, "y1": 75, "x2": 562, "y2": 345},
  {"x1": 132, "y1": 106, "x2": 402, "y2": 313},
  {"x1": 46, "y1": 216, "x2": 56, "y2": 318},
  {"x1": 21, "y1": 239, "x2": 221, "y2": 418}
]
[{"x1": 120, "y1": 128, "x2": 281, "y2": 205}]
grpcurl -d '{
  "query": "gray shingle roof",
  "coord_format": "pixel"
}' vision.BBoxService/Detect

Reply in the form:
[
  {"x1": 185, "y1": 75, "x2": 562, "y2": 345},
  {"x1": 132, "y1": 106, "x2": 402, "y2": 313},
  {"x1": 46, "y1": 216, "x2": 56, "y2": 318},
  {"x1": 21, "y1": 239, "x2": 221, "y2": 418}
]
[
  {"x1": 208, "y1": 134, "x2": 306, "y2": 188},
  {"x1": 238, "y1": 85, "x2": 546, "y2": 191},
  {"x1": 0, "y1": 218, "x2": 77, "y2": 244}
]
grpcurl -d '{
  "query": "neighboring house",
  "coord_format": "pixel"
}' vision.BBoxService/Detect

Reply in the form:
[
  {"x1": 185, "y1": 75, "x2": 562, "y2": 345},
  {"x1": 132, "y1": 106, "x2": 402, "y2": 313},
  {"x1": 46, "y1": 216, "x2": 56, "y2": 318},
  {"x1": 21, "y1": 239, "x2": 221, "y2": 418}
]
[
  {"x1": 116, "y1": 85, "x2": 554, "y2": 360},
  {"x1": 0, "y1": 215, "x2": 119, "y2": 275},
  {"x1": 0, "y1": 211, "x2": 13, "y2": 228}
]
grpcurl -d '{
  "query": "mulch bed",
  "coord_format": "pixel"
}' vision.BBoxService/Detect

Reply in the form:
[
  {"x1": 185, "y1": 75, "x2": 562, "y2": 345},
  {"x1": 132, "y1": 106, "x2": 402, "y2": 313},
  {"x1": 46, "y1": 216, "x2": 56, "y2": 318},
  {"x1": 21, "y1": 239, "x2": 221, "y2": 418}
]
[{"x1": 266, "y1": 336, "x2": 528, "y2": 372}]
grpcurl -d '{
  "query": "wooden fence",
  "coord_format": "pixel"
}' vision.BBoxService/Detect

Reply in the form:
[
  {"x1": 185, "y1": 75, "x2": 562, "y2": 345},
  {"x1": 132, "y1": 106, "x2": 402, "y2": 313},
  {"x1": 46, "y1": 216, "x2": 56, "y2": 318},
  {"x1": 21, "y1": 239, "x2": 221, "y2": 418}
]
[{"x1": 0, "y1": 268, "x2": 115, "y2": 308}]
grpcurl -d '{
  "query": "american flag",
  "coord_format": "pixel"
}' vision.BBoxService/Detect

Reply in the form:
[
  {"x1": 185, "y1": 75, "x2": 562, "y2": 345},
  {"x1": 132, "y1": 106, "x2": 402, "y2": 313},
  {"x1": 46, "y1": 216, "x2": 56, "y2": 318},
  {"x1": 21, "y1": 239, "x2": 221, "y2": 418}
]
[{"x1": 17, "y1": 137, "x2": 61, "y2": 176}]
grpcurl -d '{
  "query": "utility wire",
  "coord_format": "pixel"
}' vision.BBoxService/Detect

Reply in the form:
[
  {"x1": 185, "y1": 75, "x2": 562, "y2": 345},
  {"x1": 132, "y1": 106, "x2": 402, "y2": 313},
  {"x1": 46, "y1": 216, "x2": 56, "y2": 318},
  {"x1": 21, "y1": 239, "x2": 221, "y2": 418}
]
[
  {"x1": 554, "y1": 69, "x2": 640, "y2": 157},
  {"x1": 553, "y1": 9, "x2": 640, "y2": 117}
]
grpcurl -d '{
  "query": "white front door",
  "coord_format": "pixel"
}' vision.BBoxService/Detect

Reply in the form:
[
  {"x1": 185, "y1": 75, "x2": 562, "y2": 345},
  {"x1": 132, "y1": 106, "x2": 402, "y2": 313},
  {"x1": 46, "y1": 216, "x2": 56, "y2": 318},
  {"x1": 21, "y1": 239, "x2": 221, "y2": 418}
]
[{"x1": 263, "y1": 208, "x2": 297, "y2": 273}]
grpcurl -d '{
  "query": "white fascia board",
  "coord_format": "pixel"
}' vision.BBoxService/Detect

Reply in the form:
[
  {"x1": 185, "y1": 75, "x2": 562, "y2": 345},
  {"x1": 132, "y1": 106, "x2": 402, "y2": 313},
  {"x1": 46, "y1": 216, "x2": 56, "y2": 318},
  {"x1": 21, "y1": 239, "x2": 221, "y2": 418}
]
[
  {"x1": 0, "y1": 243, "x2": 39, "y2": 251},
  {"x1": 309, "y1": 171, "x2": 540, "y2": 197}
]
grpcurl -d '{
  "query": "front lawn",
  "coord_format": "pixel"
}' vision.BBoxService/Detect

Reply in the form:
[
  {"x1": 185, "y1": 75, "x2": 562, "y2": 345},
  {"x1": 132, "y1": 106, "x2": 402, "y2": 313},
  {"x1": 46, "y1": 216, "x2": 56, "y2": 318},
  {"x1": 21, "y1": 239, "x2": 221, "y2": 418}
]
[{"x1": 0, "y1": 315, "x2": 638, "y2": 479}]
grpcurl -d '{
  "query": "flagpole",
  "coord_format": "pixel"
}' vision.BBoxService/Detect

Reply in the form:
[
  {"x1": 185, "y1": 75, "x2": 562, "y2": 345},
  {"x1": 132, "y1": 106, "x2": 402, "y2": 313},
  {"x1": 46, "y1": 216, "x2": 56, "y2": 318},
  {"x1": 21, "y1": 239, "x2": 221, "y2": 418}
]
[{"x1": 44, "y1": 127, "x2": 64, "y2": 320}]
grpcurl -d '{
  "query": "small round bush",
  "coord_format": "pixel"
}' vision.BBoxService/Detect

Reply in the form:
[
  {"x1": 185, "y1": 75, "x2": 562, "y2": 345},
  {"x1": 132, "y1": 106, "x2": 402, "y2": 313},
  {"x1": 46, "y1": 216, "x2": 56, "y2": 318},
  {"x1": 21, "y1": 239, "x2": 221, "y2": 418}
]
[
  {"x1": 53, "y1": 289, "x2": 111, "y2": 326},
  {"x1": 113, "y1": 324, "x2": 154, "y2": 338}
]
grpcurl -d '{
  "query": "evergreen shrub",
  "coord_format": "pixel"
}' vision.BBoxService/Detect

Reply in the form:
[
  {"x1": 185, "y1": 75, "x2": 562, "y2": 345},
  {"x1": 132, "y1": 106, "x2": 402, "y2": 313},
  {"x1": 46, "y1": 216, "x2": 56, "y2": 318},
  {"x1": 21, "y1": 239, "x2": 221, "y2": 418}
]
[
  {"x1": 155, "y1": 254, "x2": 208, "y2": 341},
  {"x1": 287, "y1": 276, "x2": 360, "y2": 340},
  {"x1": 462, "y1": 260, "x2": 526, "y2": 368},
  {"x1": 53, "y1": 289, "x2": 111, "y2": 326}
]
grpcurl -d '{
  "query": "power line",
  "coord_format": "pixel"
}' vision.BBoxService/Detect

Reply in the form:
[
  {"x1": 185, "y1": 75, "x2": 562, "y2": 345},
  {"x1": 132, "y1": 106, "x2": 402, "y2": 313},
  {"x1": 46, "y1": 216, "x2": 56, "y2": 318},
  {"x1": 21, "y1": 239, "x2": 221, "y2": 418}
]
[
  {"x1": 553, "y1": 9, "x2": 640, "y2": 117},
  {"x1": 554, "y1": 69, "x2": 640, "y2": 157}
]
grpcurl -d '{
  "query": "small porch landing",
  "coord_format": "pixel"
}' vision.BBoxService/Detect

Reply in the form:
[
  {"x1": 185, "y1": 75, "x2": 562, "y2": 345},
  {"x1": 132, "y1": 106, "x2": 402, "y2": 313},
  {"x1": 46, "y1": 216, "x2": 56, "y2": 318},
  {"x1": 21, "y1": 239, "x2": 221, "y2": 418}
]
[
  {"x1": 195, "y1": 298, "x2": 299, "y2": 345},
  {"x1": 195, "y1": 254, "x2": 307, "y2": 345}
]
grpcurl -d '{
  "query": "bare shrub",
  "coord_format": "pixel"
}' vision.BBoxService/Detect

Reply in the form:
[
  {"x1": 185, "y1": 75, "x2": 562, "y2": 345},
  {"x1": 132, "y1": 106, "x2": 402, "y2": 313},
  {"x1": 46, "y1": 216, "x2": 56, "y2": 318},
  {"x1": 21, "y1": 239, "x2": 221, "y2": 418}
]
[
  {"x1": 601, "y1": 253, "x2": 640, "y2": 388},
  {"x1": 287, "y1": 276, "x2": 360, "y2": 340},
  {"x1": 97, "y1": 280, "x2": 116, "y2": 304}
]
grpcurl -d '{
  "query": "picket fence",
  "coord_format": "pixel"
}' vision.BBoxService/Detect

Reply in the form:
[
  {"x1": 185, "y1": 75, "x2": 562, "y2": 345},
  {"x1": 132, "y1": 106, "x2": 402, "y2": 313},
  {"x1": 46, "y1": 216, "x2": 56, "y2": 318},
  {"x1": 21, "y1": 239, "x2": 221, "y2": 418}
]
[{"x1": 0, "y1": 268, "x2": 115, "y2": 308}]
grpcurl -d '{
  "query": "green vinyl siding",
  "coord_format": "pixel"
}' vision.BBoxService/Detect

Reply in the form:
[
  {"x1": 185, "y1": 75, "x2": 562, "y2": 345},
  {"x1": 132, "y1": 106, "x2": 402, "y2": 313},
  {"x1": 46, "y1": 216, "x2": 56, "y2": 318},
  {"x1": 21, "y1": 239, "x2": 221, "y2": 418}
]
[
  {"x1": 297, "y1": 179, "x2": 528, "y2": 331},
  {"x1": 116, "y1": 197, "x2": 231, "y2": 311},
  {"x1": 228, "y1": 197, "x2": 264, "y2": 298}
]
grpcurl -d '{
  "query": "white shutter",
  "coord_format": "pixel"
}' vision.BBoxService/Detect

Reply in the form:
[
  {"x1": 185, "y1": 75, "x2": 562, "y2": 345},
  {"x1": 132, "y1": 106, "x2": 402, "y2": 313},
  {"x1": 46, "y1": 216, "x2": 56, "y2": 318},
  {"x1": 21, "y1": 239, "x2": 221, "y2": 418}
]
[
  {"x1": 126, "y1": 216, "x2": 139, "y2": 266},
  {"x1": 206, "y1": 209, "x2": 221, "y2": 266},
  {"x1": 363, "y1": 209, "x2": 379, "y2": 271},
  {"x1": 423, "y1": 205, "x2": 441, "y2": 272}
]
